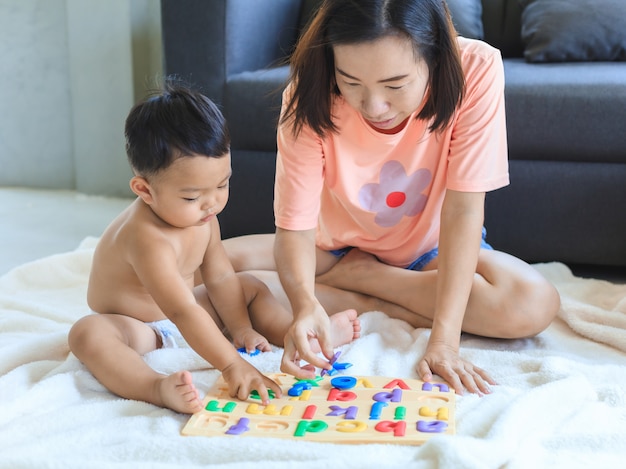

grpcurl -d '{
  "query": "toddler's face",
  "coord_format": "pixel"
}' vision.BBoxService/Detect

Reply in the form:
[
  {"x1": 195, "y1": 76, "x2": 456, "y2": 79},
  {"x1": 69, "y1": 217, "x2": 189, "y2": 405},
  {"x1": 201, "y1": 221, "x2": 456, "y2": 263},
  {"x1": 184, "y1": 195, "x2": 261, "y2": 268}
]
[
  {"x1": 333, "y1": 35, "x2": 429, "y2": 134},
  {"x1": 148, "y1": 153, "x2": 232, "y2": 228}
]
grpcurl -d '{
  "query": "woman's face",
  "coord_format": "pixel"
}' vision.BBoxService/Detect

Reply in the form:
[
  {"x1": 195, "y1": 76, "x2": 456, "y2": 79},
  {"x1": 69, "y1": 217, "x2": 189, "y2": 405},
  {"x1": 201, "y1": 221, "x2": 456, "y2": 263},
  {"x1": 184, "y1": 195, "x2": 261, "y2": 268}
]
[{"x1": 333, "y1": 35, "x2": 429, "y2": 133}]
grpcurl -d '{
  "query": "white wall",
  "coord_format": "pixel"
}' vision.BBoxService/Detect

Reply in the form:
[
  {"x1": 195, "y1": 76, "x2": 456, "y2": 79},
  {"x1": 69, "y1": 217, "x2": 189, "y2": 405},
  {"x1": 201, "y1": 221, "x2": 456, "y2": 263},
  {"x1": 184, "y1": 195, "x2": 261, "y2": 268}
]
[{"x1": 0, "y1": 0, "x2": 163, "y2": 197}]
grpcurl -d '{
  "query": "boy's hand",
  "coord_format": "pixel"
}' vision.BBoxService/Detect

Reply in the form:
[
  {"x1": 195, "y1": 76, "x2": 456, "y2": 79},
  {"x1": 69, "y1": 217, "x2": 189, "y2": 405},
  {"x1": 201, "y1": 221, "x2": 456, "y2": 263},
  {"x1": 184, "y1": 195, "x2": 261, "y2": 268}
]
[
  {"x1": 221, "y1": 358, "x2": 282, "y2": 405},
  {"x1": 232, "y1": 327, "x2": 272, "y2": 355}
]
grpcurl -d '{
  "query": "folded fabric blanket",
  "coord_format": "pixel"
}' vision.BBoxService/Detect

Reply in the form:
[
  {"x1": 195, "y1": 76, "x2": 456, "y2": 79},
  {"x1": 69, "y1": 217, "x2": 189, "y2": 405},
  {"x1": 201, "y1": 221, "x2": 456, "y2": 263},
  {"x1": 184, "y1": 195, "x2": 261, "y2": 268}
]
[{"x1": 1, "y1": 238, "x2": 625, "y2": 468}]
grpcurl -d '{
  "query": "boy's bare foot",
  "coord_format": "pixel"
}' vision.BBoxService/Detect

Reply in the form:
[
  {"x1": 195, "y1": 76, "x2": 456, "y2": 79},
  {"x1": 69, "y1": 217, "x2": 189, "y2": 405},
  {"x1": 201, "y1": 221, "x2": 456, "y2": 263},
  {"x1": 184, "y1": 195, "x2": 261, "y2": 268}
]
[
  {"x1": 310, "y1": 308, "x2": 361, "y2": 354},
  {"x1": 155, "y1": 370, "x2": 203, "y2": 414}
]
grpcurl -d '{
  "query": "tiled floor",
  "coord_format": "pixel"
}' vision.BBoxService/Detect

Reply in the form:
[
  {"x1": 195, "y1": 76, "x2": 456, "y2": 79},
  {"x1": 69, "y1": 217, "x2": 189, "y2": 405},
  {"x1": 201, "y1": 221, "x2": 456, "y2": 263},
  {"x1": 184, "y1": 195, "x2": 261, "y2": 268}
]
[{"x1": 0, "y1": 187, "x2": 132, "y2": 275}]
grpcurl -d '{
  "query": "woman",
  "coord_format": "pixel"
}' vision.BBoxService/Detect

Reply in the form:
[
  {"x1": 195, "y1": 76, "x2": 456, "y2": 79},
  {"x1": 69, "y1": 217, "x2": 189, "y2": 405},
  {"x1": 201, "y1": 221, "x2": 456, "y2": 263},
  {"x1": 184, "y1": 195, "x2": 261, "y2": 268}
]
[{"x1": 225, "y1": 0, "x2": 560, "y2": 395}]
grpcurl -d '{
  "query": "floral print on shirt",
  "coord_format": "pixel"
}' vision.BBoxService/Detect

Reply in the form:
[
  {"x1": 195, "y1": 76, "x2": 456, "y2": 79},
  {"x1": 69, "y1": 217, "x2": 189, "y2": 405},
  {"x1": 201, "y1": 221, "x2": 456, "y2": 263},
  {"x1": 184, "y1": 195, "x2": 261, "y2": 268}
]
[{"x1": 358, "y1": 160, "x2": 431, "y2": 227}]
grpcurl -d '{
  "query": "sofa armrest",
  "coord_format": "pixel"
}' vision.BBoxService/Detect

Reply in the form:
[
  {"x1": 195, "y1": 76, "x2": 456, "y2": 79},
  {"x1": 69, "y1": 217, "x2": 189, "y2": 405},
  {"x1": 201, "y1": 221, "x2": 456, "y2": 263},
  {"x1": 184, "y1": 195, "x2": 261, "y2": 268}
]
[{"x1": 161, "y1": 0, "x2": 301, "y2": 104}]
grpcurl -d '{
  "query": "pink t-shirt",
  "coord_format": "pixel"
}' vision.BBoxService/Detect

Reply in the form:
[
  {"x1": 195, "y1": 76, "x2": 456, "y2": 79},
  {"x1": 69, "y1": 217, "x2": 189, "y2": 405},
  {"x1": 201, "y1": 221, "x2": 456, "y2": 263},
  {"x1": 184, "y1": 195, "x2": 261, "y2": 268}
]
[{"x1": 274, "y1": 38, "x2": 509, "y2": 268}]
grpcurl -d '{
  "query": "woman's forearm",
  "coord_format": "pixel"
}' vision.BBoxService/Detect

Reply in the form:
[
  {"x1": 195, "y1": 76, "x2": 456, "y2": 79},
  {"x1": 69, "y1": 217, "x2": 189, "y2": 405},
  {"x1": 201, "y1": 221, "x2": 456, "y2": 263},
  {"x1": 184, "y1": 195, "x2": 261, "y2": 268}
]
[
  {"x1": 431, "y1": 190, "x2": 485, "y2": 348},
  {"x1": 274, "y1": 227, "x2": 320, "y2": 317}
]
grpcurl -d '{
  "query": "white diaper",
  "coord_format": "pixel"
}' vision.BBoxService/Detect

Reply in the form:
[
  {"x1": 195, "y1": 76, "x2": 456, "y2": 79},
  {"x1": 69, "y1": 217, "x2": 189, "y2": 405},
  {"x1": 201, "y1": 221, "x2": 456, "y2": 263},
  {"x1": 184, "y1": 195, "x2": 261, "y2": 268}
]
[{"x1": 147, "y1": 319, "x2": 189, "y2": 349}]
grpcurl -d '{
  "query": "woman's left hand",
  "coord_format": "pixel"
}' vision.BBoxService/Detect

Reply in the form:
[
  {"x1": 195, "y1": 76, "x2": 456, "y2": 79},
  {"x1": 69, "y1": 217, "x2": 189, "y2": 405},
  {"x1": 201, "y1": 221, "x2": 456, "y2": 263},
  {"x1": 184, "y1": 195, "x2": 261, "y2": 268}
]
[{"x1": 416, "y1": 341, "x2": 496, "y2": 395}]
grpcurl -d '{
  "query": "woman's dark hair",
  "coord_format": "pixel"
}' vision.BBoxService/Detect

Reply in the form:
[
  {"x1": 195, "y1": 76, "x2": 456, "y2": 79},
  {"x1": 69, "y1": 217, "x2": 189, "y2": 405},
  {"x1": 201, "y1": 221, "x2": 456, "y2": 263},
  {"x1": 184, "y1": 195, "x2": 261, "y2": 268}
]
[
  {"x1": 282, "y1": 0, "x2": 464, "y2": 136},
  {"x1": 125, "y1": 79, "x2": 230, "y2": 176}
]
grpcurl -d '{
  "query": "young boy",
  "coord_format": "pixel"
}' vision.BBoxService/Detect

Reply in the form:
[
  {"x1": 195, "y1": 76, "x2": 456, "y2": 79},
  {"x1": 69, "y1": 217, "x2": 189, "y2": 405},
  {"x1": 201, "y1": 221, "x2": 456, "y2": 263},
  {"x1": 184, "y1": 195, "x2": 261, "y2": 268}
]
[{"x1": 68, "y1": 82, "x2": 360, "y2": 414}]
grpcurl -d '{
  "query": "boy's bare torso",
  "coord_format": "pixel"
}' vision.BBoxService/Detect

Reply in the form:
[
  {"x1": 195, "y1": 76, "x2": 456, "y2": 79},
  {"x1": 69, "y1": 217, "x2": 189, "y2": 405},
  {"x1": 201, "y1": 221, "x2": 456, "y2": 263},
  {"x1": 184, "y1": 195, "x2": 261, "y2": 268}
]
[{"x1": 87, "y1": 198, "x2": 211, "y2": 323}]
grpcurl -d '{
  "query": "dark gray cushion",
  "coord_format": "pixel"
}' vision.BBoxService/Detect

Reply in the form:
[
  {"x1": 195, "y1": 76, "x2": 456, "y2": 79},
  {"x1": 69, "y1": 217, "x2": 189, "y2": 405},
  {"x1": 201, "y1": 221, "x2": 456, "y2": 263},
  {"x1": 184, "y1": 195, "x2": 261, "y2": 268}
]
[
  {"x1": 446, "y1": 0, "x2": 484, "y2": 39},
  {"x1": 519, "y1": 0, "x2": 626, "y2": 62},
  {"x1": 481, "y1": 0, "x2": 524, "y2": 57},
  {"x1": 502, "y1": 59, "x2": 626, "y2": 163},
  {"x1": 225, "y1": 66, "x2": 290, "y2": 151}
]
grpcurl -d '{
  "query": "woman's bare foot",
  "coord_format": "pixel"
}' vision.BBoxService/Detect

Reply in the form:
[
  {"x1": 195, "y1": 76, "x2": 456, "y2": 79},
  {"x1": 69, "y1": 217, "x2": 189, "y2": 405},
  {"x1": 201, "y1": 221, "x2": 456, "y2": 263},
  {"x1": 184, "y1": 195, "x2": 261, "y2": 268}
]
[
  {"x1": 317, "y1": 248, "x2": 379, "y2": 290},
  {"x1": 155, "y1": 370, "x2": 203, "y2": 414},
  {"x1": 309, "y1": 308, "x2": 361, "y2": 354},
  {"x1": 315, "y1": 249, "x2": 433, "y2": 328}
]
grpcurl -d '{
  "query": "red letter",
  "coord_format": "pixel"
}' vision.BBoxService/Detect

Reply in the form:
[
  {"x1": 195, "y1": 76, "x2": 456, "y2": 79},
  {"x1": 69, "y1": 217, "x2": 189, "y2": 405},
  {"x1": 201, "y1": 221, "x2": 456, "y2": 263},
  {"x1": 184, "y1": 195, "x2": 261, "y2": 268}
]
[
  {"x1": 327, "y1": 388, "x2": 357, "y2": 401},
  {"x1": 375, "y1": 420, "x2": 406, "y2": 437}
]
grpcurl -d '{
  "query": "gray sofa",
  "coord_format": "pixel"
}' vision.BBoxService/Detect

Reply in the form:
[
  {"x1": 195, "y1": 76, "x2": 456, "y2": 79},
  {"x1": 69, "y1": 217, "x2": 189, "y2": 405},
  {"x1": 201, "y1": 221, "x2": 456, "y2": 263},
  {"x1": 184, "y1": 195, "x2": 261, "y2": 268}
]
[{"x1": 161, "y1": 0, "x2": 626, "y2": 271}]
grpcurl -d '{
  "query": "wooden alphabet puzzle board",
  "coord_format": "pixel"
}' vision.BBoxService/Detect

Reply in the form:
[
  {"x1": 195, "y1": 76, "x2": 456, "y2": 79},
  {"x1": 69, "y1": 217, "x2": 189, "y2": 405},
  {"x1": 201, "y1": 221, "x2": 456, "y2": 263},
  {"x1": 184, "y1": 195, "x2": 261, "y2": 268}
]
[{"x1": 182, "y1": 373, "x2": 456, "y2": 445}]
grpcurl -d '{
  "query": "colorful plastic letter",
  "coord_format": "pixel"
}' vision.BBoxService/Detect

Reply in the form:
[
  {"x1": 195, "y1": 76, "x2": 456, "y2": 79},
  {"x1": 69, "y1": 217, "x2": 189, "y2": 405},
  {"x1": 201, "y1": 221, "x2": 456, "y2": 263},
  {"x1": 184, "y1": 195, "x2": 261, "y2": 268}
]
[
  {"x1": 321, "y1": 351, "x2": 342, "y2": 377},
  {"x1": 394, "y1": 406, "x2": 407, "y2": 420},
  {"x1": 226, "y1": 417, "x2": 250, "y2": 435},
  {"x1": 249, "y1": 389, "x2": 276, "y2": 400},
  {"x1": 326, "y1": 405, "x2": 358, "y2": 420},
  {"x1": 355, "y1": 378, "x2": 374, "y2": 388},
  {"x1": 330, "y1": 376, "x2": 357, "y2": 390},
  {"x1": 302, "y1": 404, "x2": 317, "y2": 419},
  {"x1": 421, "y1": 382, "x2": 450, "y2": 393},
  {"x1": 297, "y1": 377, "x2": 322, "y2": 387},
  {"x1": 262, "y1": 404, "x2": 294, "y2": 416},
  {"x1": 289, "y1": 389, "x2": 312, "y2": 401},
  {"x1": 375, "y1": 420, "x2": 407, "y2": 437},
  {"x1": 206, "y1": 400, "x2": 236, "y2": 413},
  {"x1": 327, "y1": 388, "x2": 357, "y2": 402},
  {"x1": 246, "y1": 404, "x2": 263, "y2": 415},
  {"x1": 373, "y1": 389, "x2": 402, "y2": 403},
  {"x1": 416, "y1": 420, "x2": 448, "y2": 433},
  {"x1": 237, "y1": 347, "x2": 260, "y2": 356},
  {"x1": 383, "y1": 379, "x2": 411, "y2": 390},
  {"x1": 333, "y1": 362, "x2": 353, "y2": 370},
  {"x1": 288, "y1": 381, "x2": 312, "y2": 397},
  {"x1": 419, "y1": 406, "x2": 448, "y2": 420},
  {"x1": 294, "y1": 420, "x2": 328, "y2": 437},
  {"x1": 369, "y1": 401, "x2": 388, "y2": 420},
  {"x1": 336, "y1": 420, "x2": 367, "y2": 433}
]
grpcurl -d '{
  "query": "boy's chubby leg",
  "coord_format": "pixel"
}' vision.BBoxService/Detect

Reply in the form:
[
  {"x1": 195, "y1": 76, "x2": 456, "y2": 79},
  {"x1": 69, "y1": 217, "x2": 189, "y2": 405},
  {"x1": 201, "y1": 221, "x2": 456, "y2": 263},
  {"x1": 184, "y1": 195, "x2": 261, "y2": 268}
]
[
  {"x1": 68, "y1": 313, "x2": 203, "y2": 414},
  {"x1": 193, "y1": 271, "x2": 361, "y2": 351},
  {"x1": 224, "y1": 234, "x2": 420, "y2": 328},
  {"x1": 232, "y1": 272, "x2": 362, "y2": 350}
]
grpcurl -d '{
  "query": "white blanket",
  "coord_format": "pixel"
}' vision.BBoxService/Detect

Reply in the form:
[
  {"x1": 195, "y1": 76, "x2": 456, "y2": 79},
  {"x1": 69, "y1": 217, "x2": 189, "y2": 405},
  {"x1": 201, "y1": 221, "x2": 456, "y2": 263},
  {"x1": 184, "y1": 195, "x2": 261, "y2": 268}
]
[{"x1": 1, "y1": 238, "x2": 625, "y2": 468}]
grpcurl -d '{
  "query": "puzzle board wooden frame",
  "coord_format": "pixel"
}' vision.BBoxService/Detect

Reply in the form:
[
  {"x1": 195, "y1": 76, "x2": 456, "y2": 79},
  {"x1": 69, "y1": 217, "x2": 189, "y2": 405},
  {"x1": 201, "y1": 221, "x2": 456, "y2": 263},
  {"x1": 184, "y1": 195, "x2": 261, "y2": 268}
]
[{"x1": 182, "y1": 373, "x2": 456, "y2": 445}]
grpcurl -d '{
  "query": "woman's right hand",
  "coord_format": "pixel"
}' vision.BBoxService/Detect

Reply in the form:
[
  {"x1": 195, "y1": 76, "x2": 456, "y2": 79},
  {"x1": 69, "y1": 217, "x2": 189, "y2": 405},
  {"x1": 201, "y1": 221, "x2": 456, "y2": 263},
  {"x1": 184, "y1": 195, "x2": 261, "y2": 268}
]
[
  {"x1": 280, "y1": 303, "x2": 334, "y2": 379},
  {"x1": 274, "y1": 227, "x2": 334, "y2": 378}
]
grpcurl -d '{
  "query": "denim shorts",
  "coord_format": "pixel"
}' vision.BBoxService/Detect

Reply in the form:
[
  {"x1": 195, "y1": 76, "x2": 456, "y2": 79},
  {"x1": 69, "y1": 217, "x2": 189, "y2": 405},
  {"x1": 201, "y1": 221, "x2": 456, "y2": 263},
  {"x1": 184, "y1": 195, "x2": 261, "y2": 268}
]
[{"x1": 329, "y1": 227, "x2": 493, "y2": 272}]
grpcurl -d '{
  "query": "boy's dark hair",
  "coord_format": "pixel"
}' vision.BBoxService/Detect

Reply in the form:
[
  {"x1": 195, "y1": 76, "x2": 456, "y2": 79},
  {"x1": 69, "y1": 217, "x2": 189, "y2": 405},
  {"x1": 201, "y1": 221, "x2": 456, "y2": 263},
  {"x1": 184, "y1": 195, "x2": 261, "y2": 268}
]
[
  {"x1": 125, "y1": 79, "x2": 230, "y2": 176},
  {"x1": 282, "y1": 0, "x2": 464, "y2": 137}
]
